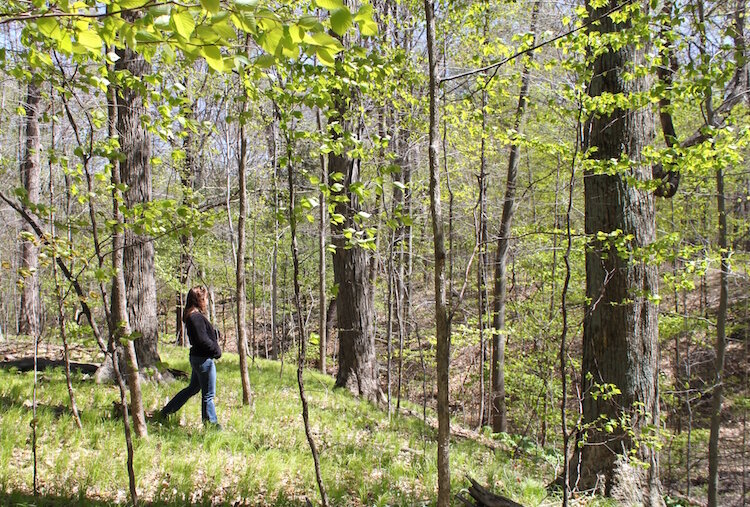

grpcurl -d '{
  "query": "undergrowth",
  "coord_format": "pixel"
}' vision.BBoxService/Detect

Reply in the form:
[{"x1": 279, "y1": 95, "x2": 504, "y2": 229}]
[{"x1": 0, "y1": 343, "x2": 593, "y2": 506}]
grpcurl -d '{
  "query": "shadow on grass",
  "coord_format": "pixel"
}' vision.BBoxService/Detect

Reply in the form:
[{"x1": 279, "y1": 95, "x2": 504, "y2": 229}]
[{"x1": 0, "y1": 395, "x2": 77, "y2": 421}]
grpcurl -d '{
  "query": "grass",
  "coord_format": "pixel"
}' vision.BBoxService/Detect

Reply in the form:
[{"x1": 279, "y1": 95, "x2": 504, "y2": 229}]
[{"x1": 0, "y1": 343, "x2": 581, "y2": 506}]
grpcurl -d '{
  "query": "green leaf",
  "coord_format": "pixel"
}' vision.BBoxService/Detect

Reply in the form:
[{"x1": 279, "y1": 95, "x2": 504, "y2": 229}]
[
  {"x1": 172, "y1": 11, "x2": 195, "y2": 39},
  {"x1": 200, "y1": 0, "x2": 220, "y2": 14},
  {"x1": 77, "y1": 30, "x2": 103, "y2": 50},
  {"x1": 309, "y1": 31, "x2": 344, "y2": 51},
  {"x1": 154, "y1": 14, "x2": 171, "y2": 30},
  {"x1": 211, "y1": 20, "x2": 236, "y2": 41},
  {"x1": 297, "y1": 15, "x2": 320, "y2": 30},
  {"x1": 315, "y1": 0, "x2": 344, "y2": 10},
  {"x1": 354, "y1": 4, "x2": 378, "y2": 37},
  {"x1": 201, "y1": 45, "x2": 224, "y2": 71},
  {"x1": 358, "y1": 18, "x2": 378, "y2": 36},
  {"x1": 259, "y1": 26, "x2": 284, "y2": 55},
  {"x1": 353, "y1": 3, "x2": 373, "y2": 21},
  {"x1": 329, "y1": 7, "x2": 352, "y2": 36},
  {"x1": 255, "y1": 54, "x2": 275, "y2": 68},
  {"x1": 234, "y1": 0, "x2": 257, "y2": 11},
  {"x1": 316, "y1": 47, "x2": 335, "y2": 66},
  {"x1": 118, "y1": 0, "x2": 150, "y2": 8},
  {"x1": 231, "y1": 13, "x2": 256, "y2": 32},
  {"x1": 135, "y1": 30, "x2": 163, "y2": 43},
  {"x1": 37, "y1": 17, "x2": 62, "y2": 39}
]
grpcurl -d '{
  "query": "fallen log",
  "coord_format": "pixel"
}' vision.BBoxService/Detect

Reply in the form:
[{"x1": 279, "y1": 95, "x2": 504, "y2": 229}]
[
  {"x1": 0, "y1": 357, "x2": 187, "y2": 381},
  {"x1": 456, "y1": 477, "x2": 526, "y2": 507},
  {"x1": 0, "y1": 358, "x2": 98, "y2": 374}
]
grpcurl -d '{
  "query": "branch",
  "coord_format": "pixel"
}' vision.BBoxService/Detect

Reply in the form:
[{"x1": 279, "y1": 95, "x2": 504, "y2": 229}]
[{"x1": 440, "y1": 0, "x2": 635, "y2": 85}]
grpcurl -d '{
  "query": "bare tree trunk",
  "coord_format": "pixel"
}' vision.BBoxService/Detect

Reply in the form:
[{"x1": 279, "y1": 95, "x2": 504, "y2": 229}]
[
  {"x1": 110, "y1": 71, "x2": 147, "y2": 439},
  {"x1": 490, "y1": 2, "x2": 539, "y2": 434},
  {"x1": 329, "y1": 103, "x2": 379, "y2": 401},
  {"x1": 573, "y1": 2, "x2": 662, "y2": 503},
  {"x1": 115, "y1": 22, "x2": 161, "y2": 371},
  {"x1": 316, "y1": 108, "x2": 328, "y2": 374},
  {"x1": 476, "y1": 1, "x2": 489, "y2": 427},
  {"x1": 271, "y1": 120, "x2": 280, "y2": 361},
  {"x1": 425, "y1": 1, "x2": 451, "y2": 504},
  {"x1": 176, "y1": 98, "x2": 195, "y2": 347},
  {"x1": 708, "y1": 146, "x2": 729, "y2": 507},
  {"x1": 559, "y1": 99, "x2": 583, "y2": 507},
  {"x1": 19, "y1": 80, "x2": 41, "y2": 338},
  {"x1": 236, "y1": 53, "x2": 253, "y2": 406}
]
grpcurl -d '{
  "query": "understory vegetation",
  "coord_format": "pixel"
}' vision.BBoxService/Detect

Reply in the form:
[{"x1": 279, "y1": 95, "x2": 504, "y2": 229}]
[{"x1": 0, "y1": 341, "x2": 583, "y2": 507}]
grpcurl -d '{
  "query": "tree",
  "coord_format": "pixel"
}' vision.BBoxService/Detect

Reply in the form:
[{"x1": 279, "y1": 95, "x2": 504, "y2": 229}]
[
  {"x1": 425, "y1": 0, "x2": 451, "y2": 505},
  {"x1": 490, "y1": 2, "x2": 539, "y2": 434},
  {"x1": 329, "y1": 48, "x2": 380, "y2": 403},
  {"x1": 573, "y1": 1, "x2": 663, "y2": 503},
  {"x1": 115, "y1": 18, "x2": 161, "y2": 372},
  {"x1": 19, "y1": 79, "x2": 41, "y2": 338},
  {"x1": 236, "y1": 52, "x2": 252, "y2": 406}
]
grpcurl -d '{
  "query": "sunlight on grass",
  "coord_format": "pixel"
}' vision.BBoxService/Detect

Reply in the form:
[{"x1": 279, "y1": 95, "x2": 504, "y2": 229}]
[{"x1": 0, "y1": 342, "x2": 589, "y2": 506}]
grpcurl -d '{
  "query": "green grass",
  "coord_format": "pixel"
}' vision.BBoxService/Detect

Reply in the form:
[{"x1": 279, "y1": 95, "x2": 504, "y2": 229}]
[{"x1": 0, "y1": 344, "x2": 570, "y2": 506}]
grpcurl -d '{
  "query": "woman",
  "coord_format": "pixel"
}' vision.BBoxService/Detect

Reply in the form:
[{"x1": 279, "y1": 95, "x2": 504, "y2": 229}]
[{"x1": 160, "y1": 286, "x2": 222, "y2": 428}]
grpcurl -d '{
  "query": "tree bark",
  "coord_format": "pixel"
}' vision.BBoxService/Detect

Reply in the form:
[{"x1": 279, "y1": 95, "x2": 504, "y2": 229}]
[
  {"x1": 573, "y1": 1, "x2": 663, "y2": 504},
  {"x1": 115, "y1": 25, "x2": 161, "y2": 371},
  {"x1": 19, "y1": 80, "x2": 41, "y2": 338},
  {"x1": 110, "y1": 64, "x2": 147, "y2": 438},
  {"x1": 425, "y1": 0, "x2": 451, "y2": 505}
]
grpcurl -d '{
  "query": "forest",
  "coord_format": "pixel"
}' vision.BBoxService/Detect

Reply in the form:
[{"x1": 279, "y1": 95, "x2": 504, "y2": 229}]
[{"x1": 0, "y1": 0, "x2": 748, "y2": 505}]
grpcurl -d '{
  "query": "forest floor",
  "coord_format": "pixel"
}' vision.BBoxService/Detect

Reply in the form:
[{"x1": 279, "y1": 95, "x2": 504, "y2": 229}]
[{"x1": 0, "y1": 338, "x2": 616, "y2": 507}]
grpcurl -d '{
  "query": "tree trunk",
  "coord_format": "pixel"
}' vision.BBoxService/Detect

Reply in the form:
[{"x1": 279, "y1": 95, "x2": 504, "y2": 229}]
[
  {"x1": 236, "y1": 56, "x2": 253, "y2": 406},
  {"x1": 19, "y1": 80, "x2": 41, "y2": 338},
  {"x1": 425, "y1": 0, "x2": 451, "y2": 505},
  {"x1": 316, "y1": 108, "x2": 328, "y2": 374},
  {"x1": 491, "y1": 2, "x2": 539, "y2": 434},
  {"x1": 708, "y1": 158, "x2": 729, "y2": 507},
  {"x1": 331, "y1": 226, "x2": 379, "y2": 400},
  {"x1": 268, "y1": 116, "x2": 280, "y2": 361},
  {"x1": 176, "y1": 96, "x2": 196, "y2": 347},
  {"x1": 573, "y1": 2, "x2": 662, "y2": 504},
  {"x1": 329, "y1": 73, "x2": 379, "y2": 403},
  {"x1": 110, "y1": 64, "x2": 147, "y2": 438},
  {"x1": 115, "y1": 29, "x2": 161, "y2": 371}
]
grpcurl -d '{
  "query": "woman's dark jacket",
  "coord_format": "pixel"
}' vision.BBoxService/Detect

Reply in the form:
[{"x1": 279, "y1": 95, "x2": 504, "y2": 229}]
[{"x1": 185, "y1": 312, "x2": 222, "y2": 359}]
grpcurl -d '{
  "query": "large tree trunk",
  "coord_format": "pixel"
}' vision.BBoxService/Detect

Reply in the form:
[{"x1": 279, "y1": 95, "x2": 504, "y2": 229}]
[
  {"x1": 116, "y1": 33, "x2": 161, "y2": 370},
  {"x1": 329, "y1": 38, "x2": 379, "y2": 403},
  {"x1": 331, "y1": 208, "x2": 379, "y2": 400},
  {"x1": 110, "y1": 57, "x2": 147, "y2": 438},
  {"x1": 573, "y1": 1, "x2": 663, "y2": 504},
  {"x1": 19, "y1": 80, "x2": 41, "y2": 338}
]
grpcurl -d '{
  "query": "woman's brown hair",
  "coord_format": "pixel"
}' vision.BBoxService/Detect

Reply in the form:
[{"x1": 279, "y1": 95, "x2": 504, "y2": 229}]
[{"x1": 183, "y1": 286, "x2": 208, "y2": 323}]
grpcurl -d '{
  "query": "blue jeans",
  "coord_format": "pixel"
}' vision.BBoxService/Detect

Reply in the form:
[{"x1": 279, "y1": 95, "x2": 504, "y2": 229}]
[{"x1": 161, "y1": 356, "x2": 217, "y2": 424}]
